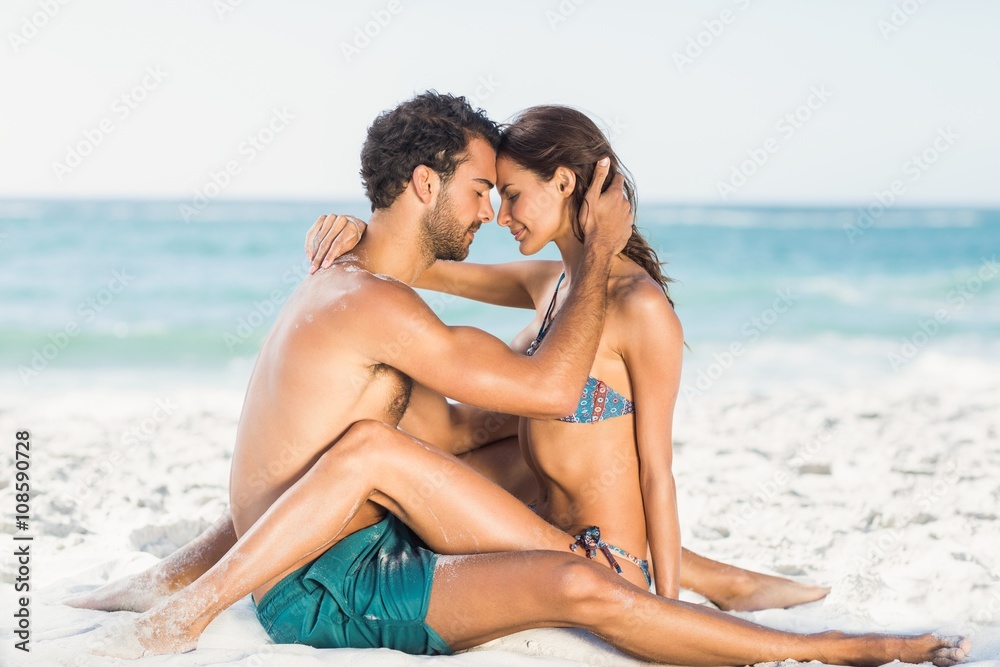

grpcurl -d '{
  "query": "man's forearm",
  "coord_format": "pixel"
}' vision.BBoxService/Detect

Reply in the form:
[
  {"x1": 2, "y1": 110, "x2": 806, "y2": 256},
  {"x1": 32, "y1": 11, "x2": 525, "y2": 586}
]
[{"x1": 530, "y1": 244, "x2": 615, "y2": 405}]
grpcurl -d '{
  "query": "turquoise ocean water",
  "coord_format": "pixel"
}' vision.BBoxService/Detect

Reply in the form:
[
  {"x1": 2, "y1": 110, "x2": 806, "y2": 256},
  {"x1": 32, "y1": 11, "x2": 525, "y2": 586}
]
[{"x1": 1, "y1": 200, "x2": 997, "y2": 389}]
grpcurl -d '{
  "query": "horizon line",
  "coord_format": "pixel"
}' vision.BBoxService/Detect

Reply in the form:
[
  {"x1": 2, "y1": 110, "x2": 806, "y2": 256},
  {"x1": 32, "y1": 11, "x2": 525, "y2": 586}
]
[{"x1": 1, "y1": 196, "x2": 998, "y2": 212}]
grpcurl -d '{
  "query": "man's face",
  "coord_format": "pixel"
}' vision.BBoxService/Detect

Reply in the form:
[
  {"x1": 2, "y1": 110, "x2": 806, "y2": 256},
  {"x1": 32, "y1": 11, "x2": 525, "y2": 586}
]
[{"x1": 421, "y1": 137, "x2": 497, "y2": 261}]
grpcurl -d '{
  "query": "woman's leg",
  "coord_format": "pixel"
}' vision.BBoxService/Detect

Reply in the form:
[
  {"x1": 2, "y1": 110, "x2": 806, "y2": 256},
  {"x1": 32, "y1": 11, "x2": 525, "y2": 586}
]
[
  {"x1": 425, "y1": 552, "x2": 968, "y2": 667},
  {"x1": 462, "y1": 439, "x2": 830, "y2": 612},
  {"x1": 79, "y1": 420, "x2": 966, "y2": 665},
  {"x1": 457, "y1": 435, "x2": 539, "y2": 505},
  {"x1": 460, "y1": 437, "x2": 831, "y2": 611},
  {"x1": 679, "y1": 548, "x2": 831, "y2": 611}
]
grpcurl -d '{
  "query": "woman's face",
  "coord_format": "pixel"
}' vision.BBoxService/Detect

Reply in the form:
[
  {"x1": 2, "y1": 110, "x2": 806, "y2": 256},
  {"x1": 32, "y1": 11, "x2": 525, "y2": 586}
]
[{"x1": 495, "y1": 155, "x2": 572, "y2": 255}]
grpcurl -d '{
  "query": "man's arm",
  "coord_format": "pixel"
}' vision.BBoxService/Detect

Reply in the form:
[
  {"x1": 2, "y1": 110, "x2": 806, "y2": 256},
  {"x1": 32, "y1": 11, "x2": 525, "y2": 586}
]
[{"x1": 371, "y1": 159, "x2": 633, "y2": 418}]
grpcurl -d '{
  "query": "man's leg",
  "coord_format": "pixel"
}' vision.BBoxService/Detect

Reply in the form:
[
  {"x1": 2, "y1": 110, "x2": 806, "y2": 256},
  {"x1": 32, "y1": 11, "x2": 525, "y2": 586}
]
[
  {"x1": 64, "y1": 511, "x2": 237, "y2": 612},
  {"x1": 76, "y1": 421, "x2": 964, "y2": 665},
  {"x1": 77, "y1": 420, "x2": 571, "y2": 657},
  {"x1": 63, "y1": 431, "x2": 529, "y2": 614},
  {"x1": 424, "y1": 551, "x2": 968, "y2": 667}
]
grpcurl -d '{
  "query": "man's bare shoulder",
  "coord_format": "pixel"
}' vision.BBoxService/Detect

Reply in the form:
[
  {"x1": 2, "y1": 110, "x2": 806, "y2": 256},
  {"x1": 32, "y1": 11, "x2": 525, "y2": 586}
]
[{"x1": 308, "y1": 263, "x2": 434, "y2": 325}]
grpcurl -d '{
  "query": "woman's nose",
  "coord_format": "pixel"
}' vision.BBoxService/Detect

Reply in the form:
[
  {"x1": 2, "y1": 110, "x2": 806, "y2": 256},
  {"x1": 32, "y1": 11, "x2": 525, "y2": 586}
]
[{"x1": 497, "y1": 202, "x2": 511, "y2": 227}]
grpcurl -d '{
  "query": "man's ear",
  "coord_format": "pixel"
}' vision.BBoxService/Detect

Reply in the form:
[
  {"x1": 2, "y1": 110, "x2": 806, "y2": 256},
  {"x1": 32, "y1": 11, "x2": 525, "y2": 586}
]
[
  {"x1": 411, "y1": 165, "x2": 440, "y2": 205},
  {"x1": 553, "y1": 166, "x2": 576, "y2": 200}
]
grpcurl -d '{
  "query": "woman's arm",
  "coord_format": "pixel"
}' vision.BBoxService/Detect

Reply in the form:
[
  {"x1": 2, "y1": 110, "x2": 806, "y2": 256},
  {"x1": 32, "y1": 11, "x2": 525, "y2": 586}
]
[
  {"x1": 304, "y1": 212, "x2": 560, "y2": 309},
  {"x1": 398, "y1": 382, "x2": 518, "y2": 456},
  {"x1": 620, "y1": 284, "x2": 684, "y2": 598},
  {"x1": 415, "y1": 259, "x2": 561, "y2": 309}
]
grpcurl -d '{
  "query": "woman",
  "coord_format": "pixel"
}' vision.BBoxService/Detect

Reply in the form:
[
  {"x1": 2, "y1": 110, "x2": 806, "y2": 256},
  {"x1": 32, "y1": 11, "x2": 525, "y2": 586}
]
[
  {"x1": 62, "y1": 106, "x2": 967, "y2": 665},
  {"x1": 309, "y1": 106, "x2": 825, "y2": 606}
]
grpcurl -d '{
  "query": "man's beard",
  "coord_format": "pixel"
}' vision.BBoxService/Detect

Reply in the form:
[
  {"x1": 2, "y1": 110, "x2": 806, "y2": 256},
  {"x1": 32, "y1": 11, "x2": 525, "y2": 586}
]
[{"x1": 420, "y1": 188, "x2": 473, "y2": 262}]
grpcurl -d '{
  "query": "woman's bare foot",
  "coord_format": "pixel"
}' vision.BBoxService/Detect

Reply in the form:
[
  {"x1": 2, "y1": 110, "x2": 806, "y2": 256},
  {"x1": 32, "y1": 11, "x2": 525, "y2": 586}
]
[
  {"x1": 713, "y1": 569, "x2": 831, "y2": 612},
  {"x1": 858, "y1": 633, "x2": 971, "y2": 667},
  {"x1": 62, "y1": 569, "x2": 176, "y2": 613}
]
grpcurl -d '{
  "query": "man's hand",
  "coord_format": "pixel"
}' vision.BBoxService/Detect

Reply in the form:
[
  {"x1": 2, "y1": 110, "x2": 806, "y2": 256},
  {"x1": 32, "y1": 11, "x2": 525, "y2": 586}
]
[
  {"x1": 305, "y1": 214, "x2": 368, "y2": 274},
  {"x1": 578, "y1": 157, "x2": 633, "y2": 256}
]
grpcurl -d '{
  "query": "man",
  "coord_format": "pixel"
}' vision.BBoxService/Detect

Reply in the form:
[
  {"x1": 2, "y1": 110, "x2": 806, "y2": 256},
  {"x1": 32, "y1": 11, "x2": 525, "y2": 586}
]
[{"x1": 65, "y1": 92, "x2": 966, "y2": 666}]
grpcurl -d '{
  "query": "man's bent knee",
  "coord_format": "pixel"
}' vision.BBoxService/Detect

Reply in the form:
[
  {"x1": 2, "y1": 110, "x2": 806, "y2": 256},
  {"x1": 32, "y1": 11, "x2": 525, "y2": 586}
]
[
  {"x1": 315, "y1": 420, "x2": 388, "y2": 473},
  {"x1": 550, "y1": 556, "x2": 625, "y2": 623}
]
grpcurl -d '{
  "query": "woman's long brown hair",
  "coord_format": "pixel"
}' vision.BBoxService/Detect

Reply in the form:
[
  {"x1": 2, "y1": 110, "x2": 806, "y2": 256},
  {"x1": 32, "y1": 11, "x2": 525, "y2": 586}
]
[{"x1": 498, "y1": 105, "x2": 676, "y2": 307}]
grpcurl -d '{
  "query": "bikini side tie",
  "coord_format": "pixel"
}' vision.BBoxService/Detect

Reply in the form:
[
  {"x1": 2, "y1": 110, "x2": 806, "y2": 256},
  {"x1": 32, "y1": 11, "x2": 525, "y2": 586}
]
[{"x1": 570, "y1": 526, "x2": 623, "y2": 575}]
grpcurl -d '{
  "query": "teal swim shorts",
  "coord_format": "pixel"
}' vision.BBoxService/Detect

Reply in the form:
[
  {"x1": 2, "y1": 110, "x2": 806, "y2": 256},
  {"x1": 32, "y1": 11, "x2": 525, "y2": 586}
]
[{"x1": 254, "y1": 514, "x2": 453, "y2": 656}]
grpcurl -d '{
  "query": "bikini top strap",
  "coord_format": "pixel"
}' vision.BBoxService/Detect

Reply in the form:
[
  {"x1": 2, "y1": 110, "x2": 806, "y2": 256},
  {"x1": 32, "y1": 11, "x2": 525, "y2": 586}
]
[{"x1": 538, "y1": 272, "x2": 566, "y2": 335}]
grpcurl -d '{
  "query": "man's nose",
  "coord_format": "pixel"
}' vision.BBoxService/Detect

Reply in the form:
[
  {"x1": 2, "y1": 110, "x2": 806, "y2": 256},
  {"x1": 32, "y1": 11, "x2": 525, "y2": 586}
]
[{"x1": 480, "y1": 199, "x2": 495, "y2": 223}]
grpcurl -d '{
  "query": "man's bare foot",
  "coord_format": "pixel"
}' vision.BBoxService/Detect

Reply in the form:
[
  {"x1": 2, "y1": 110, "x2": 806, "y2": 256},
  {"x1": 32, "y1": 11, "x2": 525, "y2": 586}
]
[
  {"x1": 62, "y1": 569, "x2": 175, "y2": 613},
  {"x1": 713, "y1": 569, "x2": 830, "y2": 612},
  {"x1": 45, "y1": 612, "x2": 196, "y2": 660},
  {"x1": 63, "y1": 602, "x2": 205, "y2": 659}
]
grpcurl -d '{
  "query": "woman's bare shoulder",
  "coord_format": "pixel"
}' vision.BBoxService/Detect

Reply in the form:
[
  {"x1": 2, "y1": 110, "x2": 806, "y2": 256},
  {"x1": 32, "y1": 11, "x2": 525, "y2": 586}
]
[{"x1": 609, "y1": 273, "x2": 682, "y2": 343}]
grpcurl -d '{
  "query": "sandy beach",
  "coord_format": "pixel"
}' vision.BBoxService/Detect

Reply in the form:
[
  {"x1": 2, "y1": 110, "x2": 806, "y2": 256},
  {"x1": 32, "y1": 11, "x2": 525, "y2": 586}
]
[
  {"x1": 4, "y1": 1, "x2": 1000, "y2": 664},
  {"x1": 4, "y1": 353, "x2": 998, "y2": 667}
]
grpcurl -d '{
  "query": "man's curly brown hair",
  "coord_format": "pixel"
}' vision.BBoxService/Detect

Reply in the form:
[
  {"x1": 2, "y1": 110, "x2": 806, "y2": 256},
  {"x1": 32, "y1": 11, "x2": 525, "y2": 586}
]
[{"x1": 360, "y1": 91, "x2": 501, "y2": 211}]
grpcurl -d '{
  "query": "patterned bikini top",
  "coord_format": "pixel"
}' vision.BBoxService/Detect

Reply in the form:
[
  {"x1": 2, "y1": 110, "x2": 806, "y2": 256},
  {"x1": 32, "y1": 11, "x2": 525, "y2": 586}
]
[{"x1": 525, "y1": 273, "x2": 635, "y2": 424}]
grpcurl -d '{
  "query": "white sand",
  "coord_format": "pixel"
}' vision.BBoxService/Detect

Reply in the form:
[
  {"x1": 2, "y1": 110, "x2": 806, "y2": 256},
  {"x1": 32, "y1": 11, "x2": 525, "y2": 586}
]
[{"x1": 2, "y1": 359, "x2": 999, "y2": 667}]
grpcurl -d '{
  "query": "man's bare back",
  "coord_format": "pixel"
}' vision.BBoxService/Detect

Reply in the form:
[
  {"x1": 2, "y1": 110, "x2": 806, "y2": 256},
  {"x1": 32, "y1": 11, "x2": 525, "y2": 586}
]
[{"x1": 230, "y1": 266, "x2": 415, "y2": 598}]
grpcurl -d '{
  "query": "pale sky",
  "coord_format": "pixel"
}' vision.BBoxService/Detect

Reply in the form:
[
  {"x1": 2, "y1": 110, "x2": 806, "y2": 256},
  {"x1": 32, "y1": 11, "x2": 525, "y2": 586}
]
[{"x1": 2, "y1": 0, "x2": 998, "y2": 205}]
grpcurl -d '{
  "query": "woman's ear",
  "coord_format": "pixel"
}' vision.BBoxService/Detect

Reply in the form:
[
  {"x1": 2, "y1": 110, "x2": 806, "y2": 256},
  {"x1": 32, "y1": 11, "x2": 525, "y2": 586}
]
[
  {"x1": 411, "y1": 165, "x2": 439, "y2": 205},
  {"x1": 553, "y1": 166, "x2": 576, "y2": 200}
]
